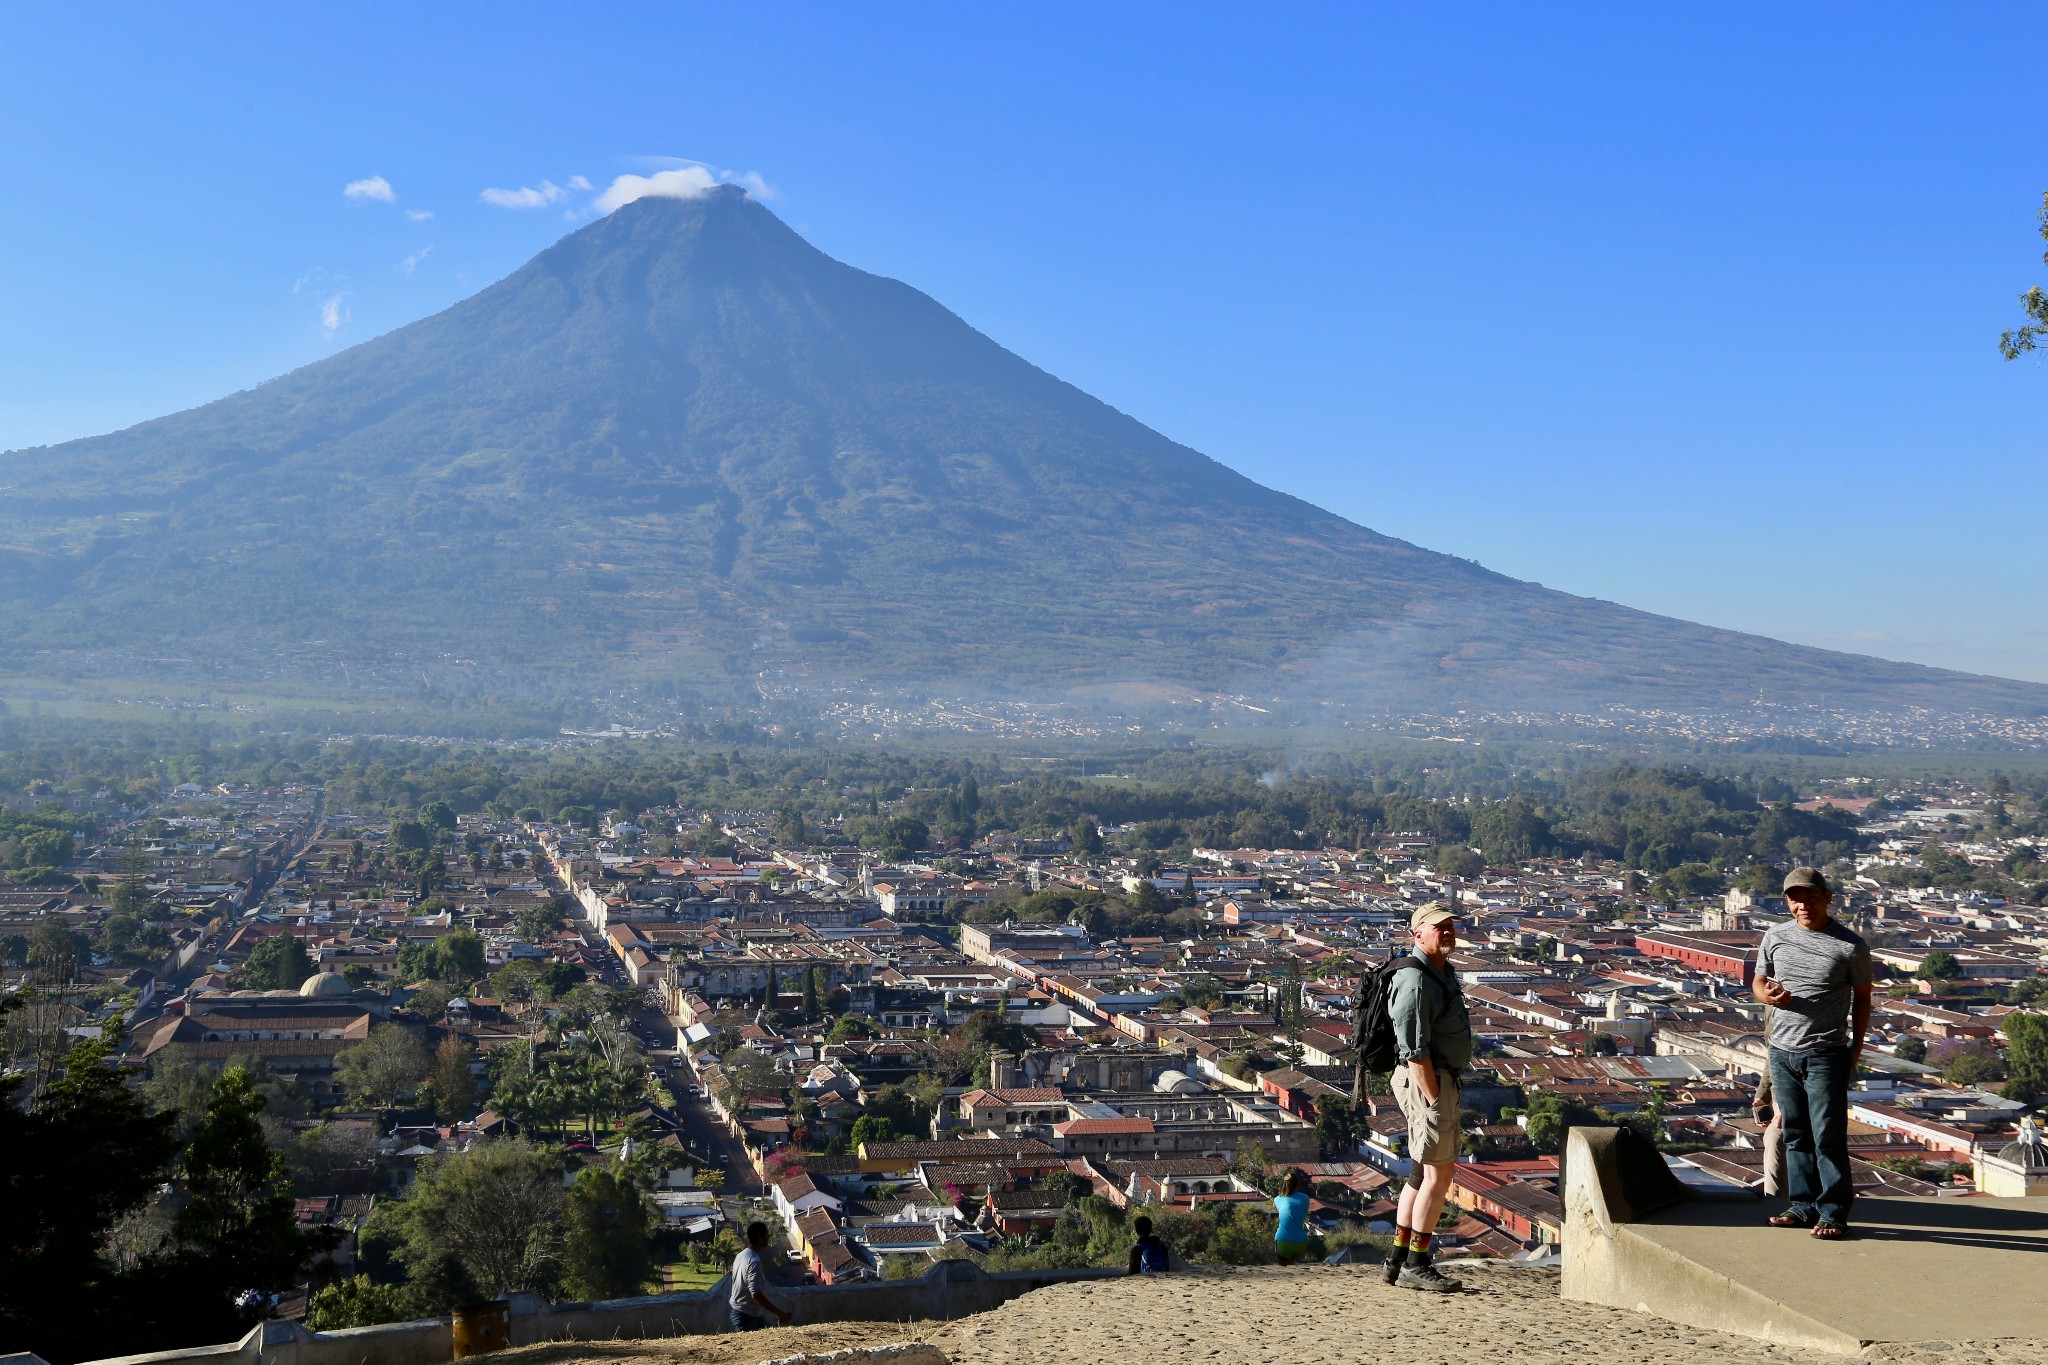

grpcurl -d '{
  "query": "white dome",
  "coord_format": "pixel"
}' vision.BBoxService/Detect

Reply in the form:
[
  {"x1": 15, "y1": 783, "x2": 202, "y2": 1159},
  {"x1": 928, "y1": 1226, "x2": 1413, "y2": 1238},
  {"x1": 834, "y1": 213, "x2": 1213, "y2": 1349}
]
[{"x1": 299, "y1": 971, "x2": 354, "y2": 998}]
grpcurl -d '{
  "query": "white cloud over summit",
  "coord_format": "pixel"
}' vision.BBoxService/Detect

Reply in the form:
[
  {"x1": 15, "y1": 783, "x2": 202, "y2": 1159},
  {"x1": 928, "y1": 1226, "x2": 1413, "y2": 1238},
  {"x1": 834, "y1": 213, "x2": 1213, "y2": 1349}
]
[
  {"x1": 343, "y1": 176, "x2": 396, "y2": 203},
  {"x1": 478, "y1": 163, "x2": 770, "y2": 215},
  {"x1": 594, "y1": 164, "x2": 770, "y2": 213}
]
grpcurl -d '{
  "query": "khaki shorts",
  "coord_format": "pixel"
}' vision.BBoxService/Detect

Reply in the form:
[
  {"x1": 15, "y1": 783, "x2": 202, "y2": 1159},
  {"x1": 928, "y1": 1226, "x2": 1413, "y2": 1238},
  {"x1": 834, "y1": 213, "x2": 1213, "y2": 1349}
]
[{"x1": 1393, "y1": 1063, "x2": 1462, "y2": 1166}]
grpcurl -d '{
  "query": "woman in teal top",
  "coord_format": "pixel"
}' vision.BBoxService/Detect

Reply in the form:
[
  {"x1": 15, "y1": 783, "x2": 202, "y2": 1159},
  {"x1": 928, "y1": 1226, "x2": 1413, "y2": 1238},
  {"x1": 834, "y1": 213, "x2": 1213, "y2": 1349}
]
[{"x1": 1273, "y1": 1169, "x2": 1311, "y2": 1265}]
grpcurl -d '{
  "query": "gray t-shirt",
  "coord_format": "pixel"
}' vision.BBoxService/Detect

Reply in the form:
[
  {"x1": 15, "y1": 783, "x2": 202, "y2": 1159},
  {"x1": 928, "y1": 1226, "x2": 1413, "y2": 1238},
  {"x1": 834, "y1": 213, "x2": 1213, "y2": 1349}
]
[
  {"x1": 1758, "y1": 918, "x2": 1872, "y2": 1052},
  {"x1": 729, "y1": 1246, "x2": 767, "y2": 1313}
]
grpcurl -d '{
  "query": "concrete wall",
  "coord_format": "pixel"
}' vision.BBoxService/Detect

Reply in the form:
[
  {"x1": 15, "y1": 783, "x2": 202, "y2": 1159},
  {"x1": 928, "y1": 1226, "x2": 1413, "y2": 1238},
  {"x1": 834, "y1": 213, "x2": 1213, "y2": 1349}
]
[
  {"x1": 78, "y1": 1260, "x2": 1117, "y2": 1365},
  {"x1": 1560, "y1": 1126, "x2": 1858, "y2": 1355}
]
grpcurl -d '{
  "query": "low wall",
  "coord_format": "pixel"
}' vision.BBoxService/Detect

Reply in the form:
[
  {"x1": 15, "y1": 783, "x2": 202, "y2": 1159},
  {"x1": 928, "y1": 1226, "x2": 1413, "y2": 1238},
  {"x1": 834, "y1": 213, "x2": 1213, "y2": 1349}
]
[
  {"x1": 1560, "y1": 1125, "x2": 1855, "y2": 1355},
  {"x1": 79, "y1": 1259, "x2": 1118, "y2": 1365}
]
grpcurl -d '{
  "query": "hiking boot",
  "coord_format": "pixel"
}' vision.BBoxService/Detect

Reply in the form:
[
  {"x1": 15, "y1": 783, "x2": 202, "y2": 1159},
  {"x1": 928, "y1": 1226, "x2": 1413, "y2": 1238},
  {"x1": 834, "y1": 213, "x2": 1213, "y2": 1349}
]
[
  {"x1": 1397, "y1": 1261, "x2": 1464, "y2": 1293},
  {"x1": 1380, "y1": 1252, "x2": 1405, "y2": 1286}
]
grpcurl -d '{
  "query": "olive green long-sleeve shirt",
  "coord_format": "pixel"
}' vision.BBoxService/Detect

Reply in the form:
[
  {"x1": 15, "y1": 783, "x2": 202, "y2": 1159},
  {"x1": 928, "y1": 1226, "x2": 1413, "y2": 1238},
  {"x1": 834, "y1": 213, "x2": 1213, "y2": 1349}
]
[{"x1": 1388, "y1": 955, "x2": 1473, "y2": 1071}]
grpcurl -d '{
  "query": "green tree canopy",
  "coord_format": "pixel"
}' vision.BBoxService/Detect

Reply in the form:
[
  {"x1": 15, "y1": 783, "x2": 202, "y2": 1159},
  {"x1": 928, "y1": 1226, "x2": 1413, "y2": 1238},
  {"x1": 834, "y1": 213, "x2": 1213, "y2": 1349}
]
[
  {"x1": 171, "y1": 1065, "x2": 336, "y2": 1315},
  {"x1": 1919, "y1": 950, "x2": 1962, "y2": 981},
  {"x1": 0, "y1": 1030, "x2": 180, "y2": 1364},
  {"x1": 2002, "y1": 1012, "x2": 2048, "y2": 1102},
  {"x1": 234, "y1": 931, "x2": 314, "y2": 992},
  {"x1": 398, "y1": 1140, "x2": 566, "y2": 1303},
  {"x1": 336, "y1": 1023, "x2": 432, "y2": 1109},
  {"x1": 561, "y1": 1168, "x2": 655, "y2": 1300}
]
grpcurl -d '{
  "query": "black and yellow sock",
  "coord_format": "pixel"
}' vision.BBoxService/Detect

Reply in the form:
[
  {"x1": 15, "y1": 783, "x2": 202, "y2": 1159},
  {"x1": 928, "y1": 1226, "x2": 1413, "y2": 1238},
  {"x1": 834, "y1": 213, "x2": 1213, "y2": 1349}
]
[{"x1": 1410, "y1": 1231, "x2": 1435, "y2": 1268}]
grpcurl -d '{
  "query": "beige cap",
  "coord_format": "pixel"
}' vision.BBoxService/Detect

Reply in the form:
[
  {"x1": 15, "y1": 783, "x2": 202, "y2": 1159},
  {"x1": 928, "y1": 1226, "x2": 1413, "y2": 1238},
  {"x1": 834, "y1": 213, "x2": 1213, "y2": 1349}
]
[{"x1": 1410, "y1": 900, "x2": 1458, "y2": 933}]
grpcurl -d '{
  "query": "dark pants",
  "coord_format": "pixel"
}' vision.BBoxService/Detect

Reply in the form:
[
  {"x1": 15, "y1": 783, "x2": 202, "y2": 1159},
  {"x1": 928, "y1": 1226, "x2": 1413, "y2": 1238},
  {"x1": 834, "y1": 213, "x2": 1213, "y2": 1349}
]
[
  {"x1": 729, "y1": 1307, "x2": 766, "y2": 1332},
  {"x1": 1769, "y1": 1045, "x2": 1854, "y2": 1224}
]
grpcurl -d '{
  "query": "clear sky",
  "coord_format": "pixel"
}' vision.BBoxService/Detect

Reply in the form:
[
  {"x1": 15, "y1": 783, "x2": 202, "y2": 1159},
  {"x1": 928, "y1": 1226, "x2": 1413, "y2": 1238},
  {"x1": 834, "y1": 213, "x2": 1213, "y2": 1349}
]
[{"x1": 4, "y1": 5, "x2": 2046, "y2": 681}]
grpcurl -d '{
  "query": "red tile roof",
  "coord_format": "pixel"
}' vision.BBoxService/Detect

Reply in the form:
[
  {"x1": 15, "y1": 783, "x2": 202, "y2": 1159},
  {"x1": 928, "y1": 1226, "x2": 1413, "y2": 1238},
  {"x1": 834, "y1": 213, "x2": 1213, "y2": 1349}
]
[{"x1": 1053, "y1": 1117, "x2": 1155, "y2": 1137}]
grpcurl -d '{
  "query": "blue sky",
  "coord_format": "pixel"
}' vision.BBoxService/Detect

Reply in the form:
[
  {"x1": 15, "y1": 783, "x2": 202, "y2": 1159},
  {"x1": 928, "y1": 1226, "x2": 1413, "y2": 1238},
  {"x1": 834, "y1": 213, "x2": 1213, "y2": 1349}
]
[{"x1": 4, "y1": 5, "x2": 2046, "y2": 681}]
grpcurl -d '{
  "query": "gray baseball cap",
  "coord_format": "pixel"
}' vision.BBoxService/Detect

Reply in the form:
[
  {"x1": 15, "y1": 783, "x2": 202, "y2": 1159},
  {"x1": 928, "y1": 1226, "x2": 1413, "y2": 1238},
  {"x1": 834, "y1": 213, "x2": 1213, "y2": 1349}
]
[{"x1": 1782, "y1": 866, "x2": 1830, "y2": 895}]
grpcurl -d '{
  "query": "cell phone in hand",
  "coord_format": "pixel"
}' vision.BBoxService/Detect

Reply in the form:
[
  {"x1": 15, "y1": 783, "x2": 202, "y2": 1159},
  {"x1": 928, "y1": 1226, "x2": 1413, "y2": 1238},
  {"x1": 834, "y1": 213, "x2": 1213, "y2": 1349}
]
[{"x1": 1754, "y1": 1103, "x2": 1773, "y2": 1124}]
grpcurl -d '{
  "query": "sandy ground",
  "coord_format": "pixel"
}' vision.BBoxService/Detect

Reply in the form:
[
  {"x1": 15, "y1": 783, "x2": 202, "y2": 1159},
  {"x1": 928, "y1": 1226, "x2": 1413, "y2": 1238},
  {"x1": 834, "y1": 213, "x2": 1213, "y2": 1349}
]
[
  {"x1": 490, "y1": 1264, "x2": 2048, "y2": 1365},
  {"x1": 495, "y1": 1318, "x2": 946, "y2": 1365}
]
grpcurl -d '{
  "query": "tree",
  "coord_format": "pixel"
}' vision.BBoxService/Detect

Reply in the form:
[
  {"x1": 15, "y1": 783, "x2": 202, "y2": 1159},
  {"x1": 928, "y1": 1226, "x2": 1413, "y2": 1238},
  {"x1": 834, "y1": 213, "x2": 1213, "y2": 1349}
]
[
  {"x1": 1212, "y1": 1201, "x2": 1279, "y2": 1265},
  {"x1": 284, "y1": 1121, "x2": 379, "y2": 1188},
  {"x1": 1069, "y1": 819, "x2": 1103, "y2": 859},
  {"x1": 1313, "y1": 1095, "x2": 1359, "y2": 1157},
  {"x1": 25, "y1": 919, "x2": 83, "y2": 984},
  {"x1": 1040, "y1": 1170, "x2": 1089, "y2": 1205},
  {"x1": 561, "y1": 1168, "x2": 655, "y2": 1300},
  {"x1": 1919, "y1": 950, "x2": 1962, "y2": 982},
  {"x1": 826, "y1": 1013, "x2": 877, "y2": 1044},
  {"x1": 878, "y1": 815, "x2": 930, "y2": 861},
  {"x1": 1522, "y1": 1091, "x2": 1604, "y2": 1155},
  {"x1": 427, "y1": 1038, "x2": 478, "y2": 1124},
  {"x1": 305, "y1": 1275, "x2": 422, "y2": 1331},
  {"x1": 0, "y1": 1030, "x2": 181, "y2": 1364},
  {"x1": 849, "y1": 1115, "x2": 896, "y2": 1150},
  {"x1": 1277, "y1": 958, "x2": 1305, "y2": 1068},
  {"x1": 16, "y1": 828, "x2": 75, "y2": 869},
  {"x1": 2002, "y1": 1012, "x2": 2048, "y2": 1102},
  {"x1": 1430, "y1": 844, "x2": 1483, "y2": 878},
  {"x1": 1937, "y1": 1040, "x2": 2006, "y2": 1086},
  {"x1": 335, "y1": 1023, "x2": 431, "y2": 1109},
  {"x1": 401, "y1": 1140, "x2": 565, "y2": 1302},
  {"x1": 403, "y1": 981, "x2": 455, "y2": 1024},
  {"x1": 2001, "y1": 190, "x2": 2048, "y2": 358},
  {"x1": 515, "y1": 900, "x2": 566, "y2": 942},
  {"x1": 1894, "y1": 1036, "x2": 1929, "y2": 1064},
  {"x1": 171, "y1": 1065, "x2": 335, "y2": 1320},
  {"x1": 234, "y1": 931, "x2": 314, "y2": 992},
  {"x1": 801, "y1": 966, "x2": 822, "y2": 1021},
  {"x1": 1651, "y1": 862, "x2": 1720, "y2": 904},
  {"x1": 420, "y1": 801, "x2": 458, "y2": 833},
  {"x1": 399, "y1": 931, "x2": 487, "y2": 986},
  {"x1": 392, "y1": 821, "x2": 434, "y2": 854}
]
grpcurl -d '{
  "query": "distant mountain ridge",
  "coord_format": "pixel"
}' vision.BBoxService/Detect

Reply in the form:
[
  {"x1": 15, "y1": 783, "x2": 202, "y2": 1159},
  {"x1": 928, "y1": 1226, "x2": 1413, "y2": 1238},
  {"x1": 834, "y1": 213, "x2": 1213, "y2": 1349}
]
[{"x1": 1, "y1": 185, "x2": 2042, "y2": 728}]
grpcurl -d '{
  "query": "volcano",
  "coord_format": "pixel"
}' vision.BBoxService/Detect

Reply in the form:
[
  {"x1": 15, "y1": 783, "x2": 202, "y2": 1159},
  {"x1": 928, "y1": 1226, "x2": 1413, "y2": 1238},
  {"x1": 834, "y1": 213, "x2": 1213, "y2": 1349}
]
[{"x1": 1, "y1": 185, "x2": 2039, "y2": 729}]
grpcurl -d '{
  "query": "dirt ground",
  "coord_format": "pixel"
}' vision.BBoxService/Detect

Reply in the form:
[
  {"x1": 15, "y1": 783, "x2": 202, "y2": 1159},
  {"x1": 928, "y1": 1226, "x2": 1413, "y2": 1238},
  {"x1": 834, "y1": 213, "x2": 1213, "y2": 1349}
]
[{"x1": 488, "y1": 1263, "x2": 2048, "y2": 1365}]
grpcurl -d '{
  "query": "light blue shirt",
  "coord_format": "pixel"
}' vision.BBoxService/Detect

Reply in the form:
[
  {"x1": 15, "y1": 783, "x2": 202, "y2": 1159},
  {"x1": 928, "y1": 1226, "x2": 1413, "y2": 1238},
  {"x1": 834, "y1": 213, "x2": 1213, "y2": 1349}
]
[{"x1": 1274, "y1": 1191, "x2": 1310, "y2": 1243}]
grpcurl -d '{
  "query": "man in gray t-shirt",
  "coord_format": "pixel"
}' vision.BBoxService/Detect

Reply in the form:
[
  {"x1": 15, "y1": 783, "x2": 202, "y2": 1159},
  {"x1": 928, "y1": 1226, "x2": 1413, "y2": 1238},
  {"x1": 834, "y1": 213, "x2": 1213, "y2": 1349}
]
[
  {"x1": 1753, "y1": 867, "x2": 1872, "y2": 1237},
  {"x1": 728, "y1": 1222, "x2": 791, "y2": 1332},
  {"x1": 1759, "y1": 916, "x2": 1873, "y2": 1052}
]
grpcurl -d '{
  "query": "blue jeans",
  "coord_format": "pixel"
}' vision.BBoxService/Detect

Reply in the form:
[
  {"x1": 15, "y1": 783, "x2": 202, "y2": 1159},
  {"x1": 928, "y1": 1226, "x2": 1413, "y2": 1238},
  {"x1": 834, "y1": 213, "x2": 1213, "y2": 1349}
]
[
  {"x1": 729, "y1": 1306, "x2": 766, "y2": 1332},
  {"x1": 1769, "y1": 1045, "x2": 1853, "y2": 1224}
]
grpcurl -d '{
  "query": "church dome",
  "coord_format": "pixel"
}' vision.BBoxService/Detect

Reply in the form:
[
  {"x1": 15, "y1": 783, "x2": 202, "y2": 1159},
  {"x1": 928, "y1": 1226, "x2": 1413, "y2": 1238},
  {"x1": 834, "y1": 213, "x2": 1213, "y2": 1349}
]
[
  {"x1": 299, "y1": 970, "x2": 354, "y2": 998},
  {"x1": 1995, "y1": 1118, "x2": 2048, "y2": 1169}
]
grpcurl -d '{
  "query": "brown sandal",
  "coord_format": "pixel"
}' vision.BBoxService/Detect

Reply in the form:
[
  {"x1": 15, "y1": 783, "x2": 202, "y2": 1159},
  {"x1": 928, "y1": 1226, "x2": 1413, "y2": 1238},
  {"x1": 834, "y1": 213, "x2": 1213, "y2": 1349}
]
[
  {"x1": 1811, "y1": 1220, "x2": 1849, "y2": 1240},
  {"x1": 1768, "y1": 1213, "x2": 1813, "y2": 1228}
]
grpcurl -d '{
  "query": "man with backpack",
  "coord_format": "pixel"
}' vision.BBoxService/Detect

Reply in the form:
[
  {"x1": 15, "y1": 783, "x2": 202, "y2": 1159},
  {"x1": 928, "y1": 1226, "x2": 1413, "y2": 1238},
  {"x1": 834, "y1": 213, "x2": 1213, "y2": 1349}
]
[{"x1": 1371, "y1": 901, "x2": 1473, "y2": 1293}]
